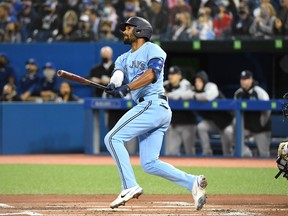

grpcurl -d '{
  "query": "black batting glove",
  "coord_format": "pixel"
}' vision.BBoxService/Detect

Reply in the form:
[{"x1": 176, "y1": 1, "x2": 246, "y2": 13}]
[
  {"x1": 105, "y1": 83, "x2": 131, "y2": 98},
  {"x1": 106, "y1": 83, "x2": 116, "y2": 93}
]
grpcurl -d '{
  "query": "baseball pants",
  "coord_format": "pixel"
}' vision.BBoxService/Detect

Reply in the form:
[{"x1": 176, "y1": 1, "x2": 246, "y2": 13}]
[{"x1": 104, "y1": 96, "x2": 196, "y2": 191}]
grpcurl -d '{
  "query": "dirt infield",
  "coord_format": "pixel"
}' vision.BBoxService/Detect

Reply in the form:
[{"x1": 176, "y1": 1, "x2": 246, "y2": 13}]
[{"x1": 0, "y1": 154, "x2": 287, "y2": 216}]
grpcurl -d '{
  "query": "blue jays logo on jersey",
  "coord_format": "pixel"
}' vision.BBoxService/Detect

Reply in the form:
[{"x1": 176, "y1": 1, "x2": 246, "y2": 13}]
[
  {"x1": 129, "y1": 61, "x2": 146, "y2": 71},
  {"x1": 128, "y1": 61, "x2": 146, "y2": 81}
]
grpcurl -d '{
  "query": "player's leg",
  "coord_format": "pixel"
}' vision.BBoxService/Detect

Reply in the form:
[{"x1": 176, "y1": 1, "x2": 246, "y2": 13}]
[
  {"x1": 165, "y1": 125, "x2": 182, "y2": 156},
  {"x1": 254, "y1": 131, "x2": 271, "y2": 157},
  {"x1": 181, "y1": 124, "x2": 197, "y2": 155},
  {"x1": 221, "y1": 124, "x2": 234, "y2": 156},
  {"x1": 105, "y1": 101, "x2": 159, "y2": 189},
  {"x1": 197, "y1": 120, "x2": 215, "y2": 156},
  {"x1": 139, "y1": 125, "x2": 208, "y2": 210},
  {"x1": 105, "y1": 100, "x2": 170, "y2": 208}
]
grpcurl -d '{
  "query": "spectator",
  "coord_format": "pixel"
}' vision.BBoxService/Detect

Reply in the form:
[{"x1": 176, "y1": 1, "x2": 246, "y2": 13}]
[
  {"x1": 114, "y1": 0, "x2": 143, "y2": 40},
  {"x1": 17, "y1": 0, "x2": 39, "y2": 42},
  {"x1": 0, "y1": 83, "x2": 20, "y2": 101},
  {"x1": 183, "y1": 70, "x2": 234, "y2": 156},
  {"x1": 59, "y1": 0, "x2": 82, "y2": 18},
  {"x1": 89, "y1": 9, "x2": 101, "y2": 41},
  {"x1": 249, "y1": 2, "x2": 277, "y2": 39},
  {"x1": 55, "y1": 81, "x2": 80, "y2": 102},
  {"x1": 70, "y1": 13, "x2": 95, "y2": 41},
  {"x1": 252, "y1": 0, "x2": 280, "y2": 18},
  {"x1": 234, "y1": 70, "x2": 271, "y2": 157},
  {"x1": 87, "y1": 46, "x2": 114, "y2": 97},
  {"x1": 39, "y1": 62, "x2": 60, "y2": 101},
  {"x1": 231, "y1": 3, "x2": 254, "y2": 39},
  {"x1": 5, "y1": 15, "x2": 21, "y2": 43},
  {"x1": 18, "y1": 58, "x2": 40, "y2": 101},
  {"x1": 0, "y1": 2, "x2": 15, "y2": 42},
  {"x1": 32, "y1": 2, "x2": 61, "y2": 42},
  {"x1": 170, "y1": 11, "x2": 193, "y2": 41},
  {"x1": 189, "y1": 0, "x2": 219, "y2": 19},
  {"x1": 98, "y1": 20, "x2": 118, "y2": 42},
  {"x1": 101, "y1": 1, "x2": 118, "y2": 32},
  {"x1": 276, "y1": 0, "x2": 288, "y2": 36},
  {"x1": 190, "y1": 6, "x2": 215, "y2": 40},
  {"x1": 213, "y1": 1, "x2": 233, "y2": 39},
  {"x1": 164, "y1": 66, "x2": 197, "y2": 156},
  {"x1": 169, "y1": 0, "x2": 192, "y2": 28},
  {"x1": 55, "y1": 9, "x2": 78, "y2": 41},
  {"x1": 144, "y1": 0, "x2": 169, "y2": 41},
  {"x1": 0, "y1": 53, "x2": 17, "y2": 96}
]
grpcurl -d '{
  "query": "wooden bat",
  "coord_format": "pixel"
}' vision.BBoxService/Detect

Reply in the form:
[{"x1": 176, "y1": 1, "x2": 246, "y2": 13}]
[{"x1": 57, "y1": 70, "x2": 107, "y2": 90}]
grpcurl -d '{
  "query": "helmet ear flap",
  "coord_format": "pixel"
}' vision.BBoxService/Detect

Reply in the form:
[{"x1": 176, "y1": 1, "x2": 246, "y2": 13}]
[{"x1": 133, "y1": 27, "x2": 141, "y2": 37}]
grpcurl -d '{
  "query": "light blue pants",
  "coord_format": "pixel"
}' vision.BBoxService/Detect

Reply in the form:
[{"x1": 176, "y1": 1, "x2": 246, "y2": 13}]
[{"x1": 104, "y1": 96, "x2": 196, "y2": 192}]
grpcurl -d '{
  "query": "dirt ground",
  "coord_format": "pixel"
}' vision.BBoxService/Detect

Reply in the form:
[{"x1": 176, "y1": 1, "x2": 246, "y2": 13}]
[{"x1": 0, "y1": 154, "x2": 287, "y2": 216}]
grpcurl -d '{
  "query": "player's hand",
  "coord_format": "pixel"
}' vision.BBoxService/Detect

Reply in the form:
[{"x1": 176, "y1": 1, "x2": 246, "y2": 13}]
[{"x1": 106, "y1": 84, "x2": 131, "y2": 98}]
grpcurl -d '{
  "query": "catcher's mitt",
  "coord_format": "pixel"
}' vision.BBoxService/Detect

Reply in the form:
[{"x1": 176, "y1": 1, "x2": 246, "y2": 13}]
[{"x1": 275, "y1": 141, "x2": 288, "y2": 180}]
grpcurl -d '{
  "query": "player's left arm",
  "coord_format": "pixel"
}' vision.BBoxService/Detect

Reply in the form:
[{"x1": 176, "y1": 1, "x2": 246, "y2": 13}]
[{"x1": 128, "y1": 57, "x2": 164, "y2": 90}]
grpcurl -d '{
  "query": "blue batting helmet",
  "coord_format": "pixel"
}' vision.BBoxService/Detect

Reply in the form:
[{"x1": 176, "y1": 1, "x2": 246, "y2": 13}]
[{"x1": 120, "y1": 16, "x2": 153, "y2": 40}]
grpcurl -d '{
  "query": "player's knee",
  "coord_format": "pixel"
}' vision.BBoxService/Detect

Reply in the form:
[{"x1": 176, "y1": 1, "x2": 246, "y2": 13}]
[
  {"x1": 141, "y1": 160, "x2": 156, "y2": 174},
  {"x1": 104, "y1": 132, "x2": 112, "y2": 150},
  {"x1": 197, "y1": 122, "x2": 206, "y2": 132}
]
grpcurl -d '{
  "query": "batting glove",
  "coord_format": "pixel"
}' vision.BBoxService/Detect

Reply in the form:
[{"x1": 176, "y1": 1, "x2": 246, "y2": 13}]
[{"x1": 106, "y1": 84, "x2": 131, "y2": 98}]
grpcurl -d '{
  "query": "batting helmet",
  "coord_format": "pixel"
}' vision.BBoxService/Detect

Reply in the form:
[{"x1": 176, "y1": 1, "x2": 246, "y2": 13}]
[{"x1": 119, "y1": 16, "x2": 153, "y2": 40}]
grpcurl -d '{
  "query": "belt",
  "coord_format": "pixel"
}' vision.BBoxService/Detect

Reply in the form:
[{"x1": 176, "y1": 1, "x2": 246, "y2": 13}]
[{"x1": 138, "y1": 95, "x2": 167, "y2": 103}]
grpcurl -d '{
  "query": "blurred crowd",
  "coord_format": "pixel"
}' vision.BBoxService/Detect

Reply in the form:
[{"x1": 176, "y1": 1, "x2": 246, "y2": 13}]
[
  {"x1": 0, "y1": 0, "x2": 288, "y2": 43},
  {"x1": 0, "y1": 53, "x2": 81, "y2": 102}
]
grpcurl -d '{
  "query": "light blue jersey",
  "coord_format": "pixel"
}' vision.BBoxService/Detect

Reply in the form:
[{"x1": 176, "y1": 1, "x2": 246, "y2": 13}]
[{"x1": 114, "y1": 42, "x2": 166, "y2": 102}]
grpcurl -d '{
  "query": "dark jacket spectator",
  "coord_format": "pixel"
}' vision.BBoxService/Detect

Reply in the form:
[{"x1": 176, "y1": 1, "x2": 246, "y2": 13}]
[
  {"x1": 17, "y1": 0, "x2": 39, "y2": 42},
  {"x1": 0, "y1": 53, "x2": 17, "y2": 95},
  {"x1": 231, "y1": 4, "x2": 254, "y2": 38},
  {"x1": 164, "y1": 65, "x2": 197, "y2": 156},
  {"x1": 70, "y1": 14, "x2": 95, "y2": 42},
  {"x1": 39, "y1": 62, "x2": 60, "y2": 101},
  {"x1": 18, "y1": 58, "x2": 40, "y2": 101},
  {"x1": 145, "y1": 0, "x2": 169, "y2": 41},
  {"x1": 234, "y1": 70, "x2": 271, "y2": 157},
  {"x1": 32, "y1": 2, "x2": 61, "y2": 42},
  {"x1": 87, "y1": 46, "x2": 114, "y2": 97}
]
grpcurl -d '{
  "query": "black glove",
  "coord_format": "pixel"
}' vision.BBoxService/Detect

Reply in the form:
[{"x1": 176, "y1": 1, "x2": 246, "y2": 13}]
[{"x1": 105, "y1": 83, "x2": 131, "y2": 98}]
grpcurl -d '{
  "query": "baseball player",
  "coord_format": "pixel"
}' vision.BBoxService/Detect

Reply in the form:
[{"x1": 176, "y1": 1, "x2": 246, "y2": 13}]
[
  {"x1": 234, "y1": 70, "x2": 271, "y2": 157},
  {"x1": 104, "y1": 16, "x2": 208, "y2": 210}
]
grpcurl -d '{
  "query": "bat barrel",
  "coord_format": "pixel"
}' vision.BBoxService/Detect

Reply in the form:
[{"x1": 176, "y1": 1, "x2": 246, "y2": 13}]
[{"x1": 57, "y1": 70, "x2": 65, "y2": 77}]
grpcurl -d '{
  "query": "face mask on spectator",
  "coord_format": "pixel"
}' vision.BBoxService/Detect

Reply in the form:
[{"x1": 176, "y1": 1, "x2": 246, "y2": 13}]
[
  {"x1": 102, "y1": 57, "x2": 109, "y2": 63},
  {"x1": 43, "y1": 68, "x2": 55, "y2": 80}
]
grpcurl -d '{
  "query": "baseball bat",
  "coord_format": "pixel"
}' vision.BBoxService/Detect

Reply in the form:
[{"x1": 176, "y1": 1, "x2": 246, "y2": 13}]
[{"x1": 57, "y1": 70, "x2": 107, "y2": 90}]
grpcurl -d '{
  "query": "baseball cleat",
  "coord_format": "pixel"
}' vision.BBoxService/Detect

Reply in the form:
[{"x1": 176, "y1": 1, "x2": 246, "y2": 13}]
[
  {"x1": 110, "y1": 185, "x2": 143, "y2": 209},
  {"x1": 192, "y1": 175, "x2": 208, "y2": 210}
]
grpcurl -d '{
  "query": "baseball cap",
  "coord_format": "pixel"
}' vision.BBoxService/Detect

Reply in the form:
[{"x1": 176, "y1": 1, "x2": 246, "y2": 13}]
[
  {"x1": 26, "y1": 58, "x2": 38, "y2": 66},
  {"x1": 44, "y1": 62, "x2": 55, "y2": 69},
  {"x1": 169, "y1": 66, "x2": 182, "y2": 75},
  {"x1": 240, "y1": 70, "x2": 253, "y2": 79}
]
